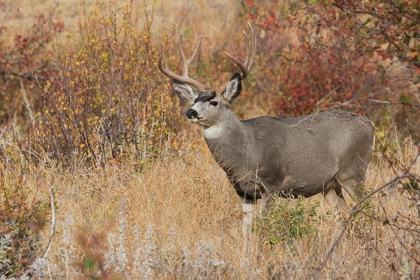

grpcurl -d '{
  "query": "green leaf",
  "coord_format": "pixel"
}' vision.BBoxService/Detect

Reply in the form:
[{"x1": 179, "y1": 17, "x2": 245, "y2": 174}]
[
  {"x1": 352, "y1": 210, "x2": 360, "y2": 217},
  {"x1": 363, "y1": 17, "x2": 372, "y2": 25},
  {"x1": 83, "y1": 257, "x2": 95, "y2": 269},
  {"x1": 401, "y1": 94, "x2": 413, "y2": 104},
  {"x1": 403, "y1": 183, "x2": 412, "y2": 190}
]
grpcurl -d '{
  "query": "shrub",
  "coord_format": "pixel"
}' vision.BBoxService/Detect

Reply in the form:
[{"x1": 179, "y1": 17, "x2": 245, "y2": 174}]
[
  {"x1": 256, "y1": 197, "x2": 331, "y2": 246},
  {"x1": 0, "y1": 3, "x2": 63, "y2": 126},
  {"x1": 57, "y1": 202, "x2": 227, "y2": 279},
  {"x1": 31, "y1": 0, "x2": 179, "y2": 166},
  {"x1": 0, "y1": 170, "x2": 50, "y2": 277},
  {"x1": 240, "y1": 0, "x2": 420, "y2": 141}
]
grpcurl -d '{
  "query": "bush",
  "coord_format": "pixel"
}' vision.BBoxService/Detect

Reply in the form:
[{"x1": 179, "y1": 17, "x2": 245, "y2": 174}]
[
  {"x1": 256, "y1": 197, "x2": 332, "y2": 246},
  {"x1": 31, "y1": 0, "x2": 179, "y2": 166},
  {"x1": 240, "y1": 0, "x2": 420, "y2": 141},
  {"x1": 0, "y1": 170, "x2": 50, "y2": 276},
  {"x1": 0, "y1": 3, "x2": 63, "y2": 126}
]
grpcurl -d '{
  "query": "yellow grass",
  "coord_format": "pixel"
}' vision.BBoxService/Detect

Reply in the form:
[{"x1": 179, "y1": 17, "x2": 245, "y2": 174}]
[
  {"x1": 4, "y1": 0, "x2": 243, "y2": 50},
  {"x1": 17, "y1": 139, "x2": 418, "y2": 279},
  {"x1": 1, "y1": 0, "x2": 419, "y2": 278}
]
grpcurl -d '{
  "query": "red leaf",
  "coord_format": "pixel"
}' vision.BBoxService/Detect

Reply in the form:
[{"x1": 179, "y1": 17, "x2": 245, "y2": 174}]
[{"x1": 268, "y1": 13, "x2": 276, "y2": 23}]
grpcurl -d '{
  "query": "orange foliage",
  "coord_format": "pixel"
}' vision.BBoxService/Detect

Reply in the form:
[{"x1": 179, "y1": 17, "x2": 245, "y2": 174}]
[{"x1": 31, "y1": 1, "x2": 179, "y2": 165}]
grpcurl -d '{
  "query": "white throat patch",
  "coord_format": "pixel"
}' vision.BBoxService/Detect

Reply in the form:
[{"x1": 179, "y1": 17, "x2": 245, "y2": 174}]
[{"x1": 203, "y1": 125, "x2": 223, "y2": 139}]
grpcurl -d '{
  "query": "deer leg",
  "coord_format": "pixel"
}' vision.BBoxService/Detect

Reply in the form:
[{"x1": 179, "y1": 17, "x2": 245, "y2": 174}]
[
  {"x1": 323, "y1": 182, "x2": 350, "y2": 218},
  {"x1": 242, "y1": 199, "x2": 256, "y2": 236},
  {"x1": 336, "y1": 177, "x2": 365, "y2": 202},
  {"x1": 241, "y1": 199, "x2": 256, "y2": 254},
  {"x1": 337, "y1": 155, "x2": 370, "y2": 202}
]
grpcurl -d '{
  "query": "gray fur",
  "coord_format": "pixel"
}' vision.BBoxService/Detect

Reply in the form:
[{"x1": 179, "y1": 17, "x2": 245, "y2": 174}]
[
  {"x1": 174, "y1": 73, "x2": 374, "y2": 243},
  {"x1": 172, "y1": 79, "x2": 199, "y2": 104},
  {"x1": 176, "y1": 74, "x2": 374, "y2": 209},
  {"x1": 205, "y1": 110, "x2": 374, "y2": 202},
  {"x1": 222, "y1": 73, "x2": 242, "y2": 103}
]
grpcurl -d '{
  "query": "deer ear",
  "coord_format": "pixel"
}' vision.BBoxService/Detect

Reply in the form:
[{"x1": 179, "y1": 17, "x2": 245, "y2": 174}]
[
  {"x1": 172, "y1": 79, "x2": 199, "y2": 104},
  {"x1": 222, "y1": 73, "x2": 242, "y2": 103}
]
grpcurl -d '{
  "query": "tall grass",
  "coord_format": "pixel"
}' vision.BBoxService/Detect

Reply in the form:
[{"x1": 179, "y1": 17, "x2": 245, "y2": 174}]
[
  {"x1": 1, "y1": 140, "x2": 418, "y2": 278},
  {"x1": 0, "y1": 0, "x2": 419, "y2": 278}
]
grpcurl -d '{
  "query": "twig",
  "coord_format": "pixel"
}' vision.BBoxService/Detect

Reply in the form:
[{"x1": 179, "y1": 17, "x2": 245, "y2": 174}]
[
  {"x1": 58, "y1": 248, "x2": 70, "y2": 280},
  {"x1": 313, "y1": 152, "x2": 419, "y2": 278},
  {"x1": 41, "y1": 186, "x2": 57, "y2": 259},
  {"x1": 0, "y1": 71, "x2": 48, "y2": 81},
  {"x1": 314, "y1": 86, "x2": 341, "y2": 107},
  {"x1": 20, "y1": 77, "x2": 35, "y2": 124}
]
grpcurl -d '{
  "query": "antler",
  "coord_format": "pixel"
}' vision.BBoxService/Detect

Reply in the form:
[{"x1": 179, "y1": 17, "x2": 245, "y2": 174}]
[
  {"x1": 217, "y1": 22, "x2": 257, "y2": 93},
  {"x1": 159, "y1": 32, "x2": 206, "y2": 91}
]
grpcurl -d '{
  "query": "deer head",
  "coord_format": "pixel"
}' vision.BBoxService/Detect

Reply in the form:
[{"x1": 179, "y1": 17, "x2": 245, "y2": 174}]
[{"x1": 158, "y1": 22, "x2": 257, "y2": 128}]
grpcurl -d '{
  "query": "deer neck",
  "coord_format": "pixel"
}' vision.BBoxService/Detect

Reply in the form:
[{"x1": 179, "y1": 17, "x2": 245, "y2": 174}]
[
  {"x1": 203, "y1": 111, "x2": 249, "y2": 179},
  {"x1": 203, "y1": 110, "x2": 243, "y2": 141},
  {"x1": 203, "y1": 110, "x2": 248, "y2": 164}
]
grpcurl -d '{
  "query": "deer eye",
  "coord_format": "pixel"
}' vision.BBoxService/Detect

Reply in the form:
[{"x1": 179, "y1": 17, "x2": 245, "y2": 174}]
[{"x1": 209, "y1": 101, "x2": 218, "y2": 106}]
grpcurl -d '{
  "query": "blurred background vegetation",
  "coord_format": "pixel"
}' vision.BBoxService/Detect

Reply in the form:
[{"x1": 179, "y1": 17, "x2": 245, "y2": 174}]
[
  {"x1": 0, "y1": 0, "x2": 418, "y2": 167},
  {"x1": 0, "y1": 0, "x2": 419, "y2": 278}
]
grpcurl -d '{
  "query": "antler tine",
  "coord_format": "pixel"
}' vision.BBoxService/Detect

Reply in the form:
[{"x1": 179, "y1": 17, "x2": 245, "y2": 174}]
[
  {"x1": 178, "y1": 31, "x2": 187, "y2": 63},
  {"x1": 247, "y1": 21, "x2": 257, "y2": 73},
  {"x1": 242, "y1": 21, "x2": 256, "y2": 74},
  {"x1": 159, "y1": 32, "x2": 206, "y2": 91},
  {"x1": 243, "y1": 30, "x2": 250, "y2": 67},
  {"x1": 222, "y1": 51, "x2": 248, "y2": 78},
  {"x1": 187, "y1": 34, "x2": 203, "y2": 65},
  {"x1": 178, "y1": 32, "x2": 203, "y2": 78},
  {"x1": 159, "y1": 46, "x2": 172, "y2": 76},
  {"x1": 222, "y1": 22, "x2": 257, "y2": 80}
]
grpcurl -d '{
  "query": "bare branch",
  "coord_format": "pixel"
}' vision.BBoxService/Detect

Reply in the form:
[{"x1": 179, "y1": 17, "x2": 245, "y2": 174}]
[
  {"x1": 314, "y1": 152, "x2": 420, "y2": 278},
  {"x1": 0, "y1": 71, "x2": 47, "y2": 81},
  {"x1": 41, "y1": 186, "x2": 57, "y2": 259}
]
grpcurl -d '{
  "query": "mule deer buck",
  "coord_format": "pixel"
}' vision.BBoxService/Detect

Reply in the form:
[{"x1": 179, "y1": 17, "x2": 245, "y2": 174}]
[{"x1": 159, "y1": 23, "x2": 375, "y2": 240}]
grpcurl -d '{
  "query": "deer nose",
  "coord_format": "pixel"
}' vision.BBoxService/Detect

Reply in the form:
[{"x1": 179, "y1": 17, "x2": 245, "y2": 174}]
[{"x1": 186, "y1": 109, "x2": 198, "y2": 119}]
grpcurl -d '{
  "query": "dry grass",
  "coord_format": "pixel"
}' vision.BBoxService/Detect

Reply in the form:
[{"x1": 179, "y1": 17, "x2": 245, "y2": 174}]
[
  {"x1": 12, "y1": 140, "x2": 418, "y2": 279},
  {"x1": 1, "y1": 0, "x2": 419, "y2": 278},
  {"x1": 4, "y1": 0, "x2": 243, "y2": 50}
]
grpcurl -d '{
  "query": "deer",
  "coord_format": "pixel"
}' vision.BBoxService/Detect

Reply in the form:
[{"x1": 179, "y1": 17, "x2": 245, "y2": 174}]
[{"x1": 158, "y1": 23, "x2": 375, "y2": 242}]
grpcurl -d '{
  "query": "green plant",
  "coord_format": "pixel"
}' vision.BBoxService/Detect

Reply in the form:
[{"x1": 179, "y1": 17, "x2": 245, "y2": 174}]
[{"x1": 256, "y1": 197, "x2": 331, "y2": 245}]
